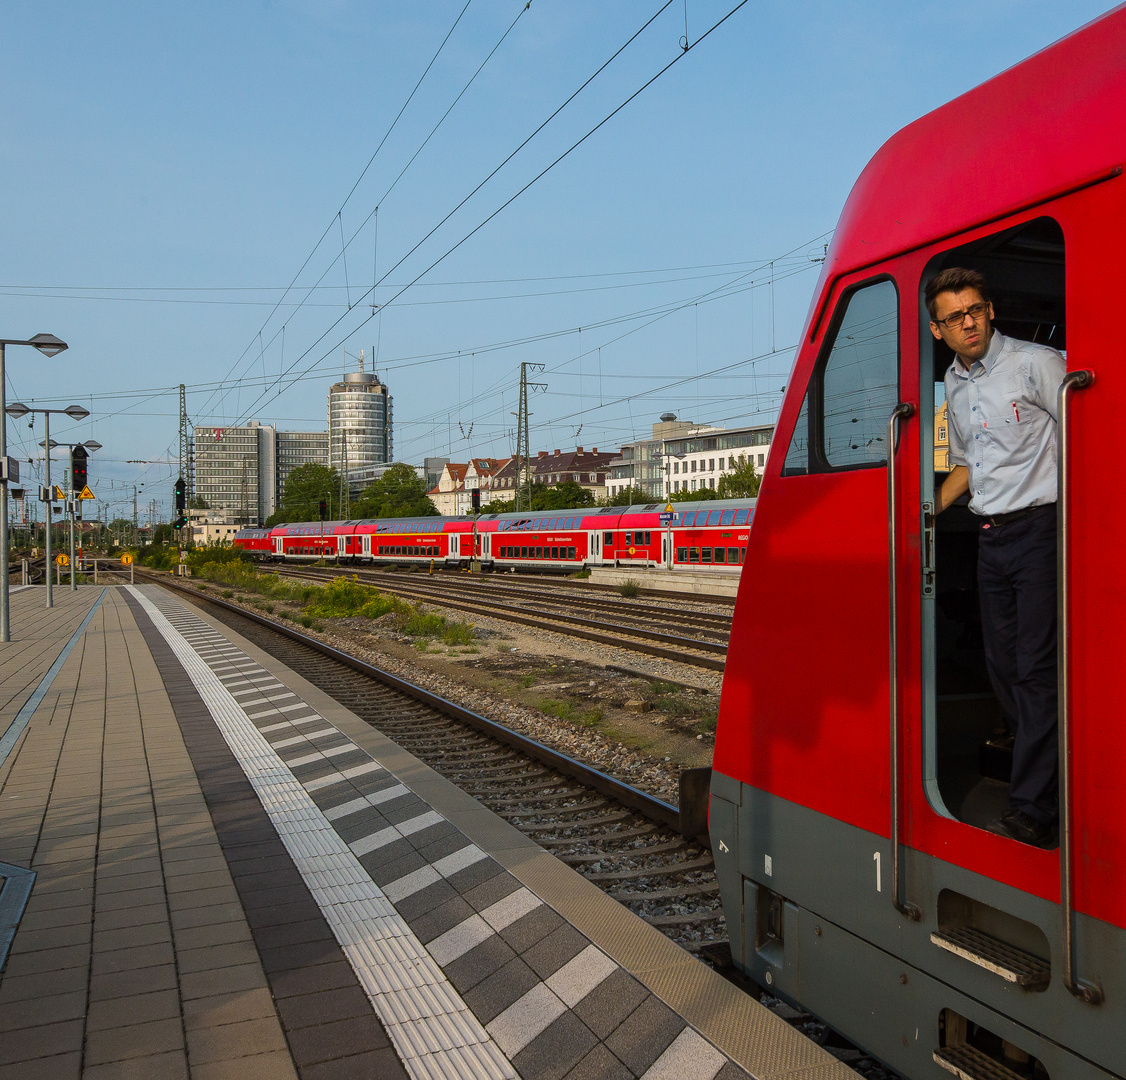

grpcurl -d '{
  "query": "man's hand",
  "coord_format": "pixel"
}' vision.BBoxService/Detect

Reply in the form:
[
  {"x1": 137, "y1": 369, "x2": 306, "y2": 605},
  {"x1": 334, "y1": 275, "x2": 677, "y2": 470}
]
[{"x1": 936, "y1": 466, "x2": 969, "y2": 513}]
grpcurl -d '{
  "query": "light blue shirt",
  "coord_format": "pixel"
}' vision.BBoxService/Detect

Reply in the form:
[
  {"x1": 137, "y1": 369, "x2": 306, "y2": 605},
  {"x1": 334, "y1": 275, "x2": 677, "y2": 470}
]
[{"x1": 945, "y1": 330, "x2": 1066, "y2": 517}]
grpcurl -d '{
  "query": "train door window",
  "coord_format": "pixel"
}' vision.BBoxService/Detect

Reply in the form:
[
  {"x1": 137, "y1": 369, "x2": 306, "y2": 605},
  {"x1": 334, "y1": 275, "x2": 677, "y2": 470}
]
[
  {"x1": 701, "y1": 548, "x2": 713, "y2": 564},
  {"x1": 624, "y1": 531, "x2": 631, "y2": 545},
  {"x1": 714, "y1": 548, "x2": 726, "y2": 564},
  {"x1": 568, "y1": 547, "x2": 576, "y2": 559},
  {"x1": 781, "y1": 278, "x2": 899, "y2": 475},
  {"x1": 920, "y1": 216, "x2": 1065, "y2": 826},
  {"x1": 603, "y1": 531, "x2": 613, "y2": 546}
]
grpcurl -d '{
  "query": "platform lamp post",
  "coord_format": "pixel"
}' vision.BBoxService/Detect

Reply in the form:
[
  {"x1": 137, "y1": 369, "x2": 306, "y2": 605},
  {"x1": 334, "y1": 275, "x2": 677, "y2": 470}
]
[
  {"x1": 7, "y1": 402, "x2": 90, "y2": 612},
  {"x1": 0, "y1": 334, "x2": 69, "y2": 642}
]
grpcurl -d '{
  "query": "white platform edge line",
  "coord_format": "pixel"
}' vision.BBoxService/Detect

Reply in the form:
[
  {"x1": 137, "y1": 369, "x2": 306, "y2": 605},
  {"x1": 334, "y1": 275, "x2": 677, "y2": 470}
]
[{"x1": 127, "y1": 586, "x2": 517, "y2": 1080}]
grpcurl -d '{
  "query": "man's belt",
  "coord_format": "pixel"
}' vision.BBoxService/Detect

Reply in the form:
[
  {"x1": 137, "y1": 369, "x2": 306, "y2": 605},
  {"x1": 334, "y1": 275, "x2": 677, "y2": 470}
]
[{"x1": 977, "y1": 503, "x2": 1054, "y2": 528}]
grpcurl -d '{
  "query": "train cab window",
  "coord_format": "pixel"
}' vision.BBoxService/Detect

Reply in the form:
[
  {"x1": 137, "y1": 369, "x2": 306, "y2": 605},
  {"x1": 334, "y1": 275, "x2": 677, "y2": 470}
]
[
  {"x1": 677, "y1": 547, "x2": 687, "y2": 563},
  {"x1": 921, "y1": 216, "x2": 1065, "y2": 827},
  {"x1": 782, "y1": 278, "x2": 899, "y2": 475}
]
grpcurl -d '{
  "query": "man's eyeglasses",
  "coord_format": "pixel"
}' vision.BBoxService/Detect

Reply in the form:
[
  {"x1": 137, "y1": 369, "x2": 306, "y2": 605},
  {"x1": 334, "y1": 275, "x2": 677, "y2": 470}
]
[{"x1": 934, "y1": 302, "x2": 989, "y2": 330}]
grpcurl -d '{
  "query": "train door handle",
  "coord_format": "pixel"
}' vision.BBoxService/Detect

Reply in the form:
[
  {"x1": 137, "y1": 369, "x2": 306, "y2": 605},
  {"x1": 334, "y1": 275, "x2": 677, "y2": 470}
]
[
  {"x1": 887, "y1": 402, "x2": 921, "y2": 922},
  {"x1": 1056, "y1": 369, "x2": 1101, "y2": 1004}
]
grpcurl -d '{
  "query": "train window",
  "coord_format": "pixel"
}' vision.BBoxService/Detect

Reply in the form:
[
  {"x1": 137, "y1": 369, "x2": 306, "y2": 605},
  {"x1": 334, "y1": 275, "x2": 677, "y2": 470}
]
[
  {"x1": 734, "y1": 509, "x2": 749, "y2": 525},
  {"x1": 533, "y1": 547, "x2": 540, "y2": 558},
  {"x1": 624, "y1": 532, "x2": 632, "y2": 544},
  {"x1": 677, "y1": 547, "x2": 687, "y2": 562},
  {"x1": 568, "y1": 547, "x2": 576, "y2": 559},
  {"x1": 782, "y1": 277, "x2": 899, "y2": 474},
  {"x1": 689, "y1": 547, "x2": 700, "y2": 563},
  {"x1": 720, "y1": 510, "x2": 735, "y2": 525},
  {"x1": 714, "y1": 548, "x2": 726, "y2": 564},
  {"x1": 727, "y1": 547, "x2": 740, "y2": 563},
  {"x1": 521, "y1": 546, "x2": 528, "y2": 558},
  {"x1": 707, "y1": 511, "x2": 721, "y2": 526},
  {"x1": 603, "y1": 531, "x2": 613, "y2": 545},
  {"x1": 702, "y1": 548, "x2": 713, "y2": 564}
]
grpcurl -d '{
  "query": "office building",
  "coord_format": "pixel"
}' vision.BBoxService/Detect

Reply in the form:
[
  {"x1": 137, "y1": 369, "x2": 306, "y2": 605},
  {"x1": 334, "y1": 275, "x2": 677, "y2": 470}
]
[{"x1": 329, "y1": 357, "x2": 392, "y2": 498}]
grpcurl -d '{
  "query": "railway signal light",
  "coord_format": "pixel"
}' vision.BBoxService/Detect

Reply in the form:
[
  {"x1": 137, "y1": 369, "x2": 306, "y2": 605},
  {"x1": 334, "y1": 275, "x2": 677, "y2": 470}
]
[
  {"x1": 174, "y1": 476, "x2": 186, "y2": 512},
  {"x1": 70, "y1": 444, "x2": 88, "y2": 493},
  {"x1": 318, "y1": 499, "x2": 327, "y2": 520},
  {"x1": 471, "y1": 488, "x2": 480, "y2": 513}
]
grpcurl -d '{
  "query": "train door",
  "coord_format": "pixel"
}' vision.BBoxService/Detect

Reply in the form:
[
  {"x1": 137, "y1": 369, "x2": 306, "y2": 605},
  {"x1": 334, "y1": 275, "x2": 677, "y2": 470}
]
[
  {"x1": 362, "y1": 534, "x2": 371, "y2": 559},
  {"x1": 915, "y1": 216, "x2": 1067, "y2": 834}
]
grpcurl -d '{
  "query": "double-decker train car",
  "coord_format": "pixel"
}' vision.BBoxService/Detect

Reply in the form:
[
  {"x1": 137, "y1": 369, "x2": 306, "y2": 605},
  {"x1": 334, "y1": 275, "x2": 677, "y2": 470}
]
[
  {"x1": 709, "y1": 11, "x2": 1126, "y2": 1080},
  {"x1": 232, "y1": 497, "x2": 754, "y2": 574}
]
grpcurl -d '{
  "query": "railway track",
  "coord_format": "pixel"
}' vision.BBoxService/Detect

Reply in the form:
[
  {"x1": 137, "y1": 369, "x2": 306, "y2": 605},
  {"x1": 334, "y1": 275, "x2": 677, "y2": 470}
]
[
  {"x1": 146, "y1": 575, "x2": 897, "y2": 1076},
  {"x1": 149, "y1": 574, "x2": 726, "y2": 952},
  {"x1": 267, "y1": 563, "x2": 730, "y2": 672}
]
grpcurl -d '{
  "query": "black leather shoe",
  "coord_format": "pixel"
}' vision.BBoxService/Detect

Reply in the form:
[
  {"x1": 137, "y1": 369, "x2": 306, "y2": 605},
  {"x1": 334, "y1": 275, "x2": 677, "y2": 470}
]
[{"x1": 987, "y1": 809, "x2": 1058, "y2": 849}]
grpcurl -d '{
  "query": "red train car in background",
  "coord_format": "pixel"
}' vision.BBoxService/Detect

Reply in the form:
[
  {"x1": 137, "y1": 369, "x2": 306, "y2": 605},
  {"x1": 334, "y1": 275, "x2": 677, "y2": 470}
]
[
  {"x1": 233, "y1": 498, "x2": 754, "y2": 576},
  {"x1": 709, "y1": 11, "x2": 1126, "y2": 1080}
]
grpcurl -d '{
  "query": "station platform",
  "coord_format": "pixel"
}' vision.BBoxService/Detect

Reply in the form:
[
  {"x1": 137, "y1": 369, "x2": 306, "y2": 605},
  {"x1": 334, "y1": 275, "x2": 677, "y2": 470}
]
[{"x1": 0, "y1": 584, "x2": 854, "y2": 1080}]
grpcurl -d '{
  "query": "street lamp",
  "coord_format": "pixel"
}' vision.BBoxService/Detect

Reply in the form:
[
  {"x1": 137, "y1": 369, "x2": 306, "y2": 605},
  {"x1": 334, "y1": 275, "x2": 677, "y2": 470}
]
[
  {"x1": 7, "y1": 402, "x2": 89, "y2": 612},
  {"x1": 0, "y1": 335, "x2": 69, "y2": 642}
]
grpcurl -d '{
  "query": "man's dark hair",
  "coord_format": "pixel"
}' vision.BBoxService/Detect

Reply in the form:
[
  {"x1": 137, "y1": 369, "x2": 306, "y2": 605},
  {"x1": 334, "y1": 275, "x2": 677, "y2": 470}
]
[{"x1": 925, "y1": 267, "x2": 991, "y2": 319}]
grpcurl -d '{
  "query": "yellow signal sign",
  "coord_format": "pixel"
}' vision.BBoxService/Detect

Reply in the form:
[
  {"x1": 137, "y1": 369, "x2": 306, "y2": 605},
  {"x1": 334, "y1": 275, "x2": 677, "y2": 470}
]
[
  {"x1": 78, "y1": 485, "x2": 95, "y2": 500},
  {"x1": 56, "y1": 553, "x2": 69, "y2": 567},
  {"x1": 121, "y1": 553, "x2": 134, "y2": 565},
  {"x1": 54, "y1": 485, "x2": 66, "y2": 500},
  {"x1": 665, "y1": 503, "x2": 674, "y2": 513}
]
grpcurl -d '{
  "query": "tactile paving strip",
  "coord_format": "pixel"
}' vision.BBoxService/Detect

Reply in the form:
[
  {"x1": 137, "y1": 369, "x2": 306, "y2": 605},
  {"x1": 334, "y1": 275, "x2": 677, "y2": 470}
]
[{"x1": 130, "y1": 586, "x2": 752, "y2": 1080}]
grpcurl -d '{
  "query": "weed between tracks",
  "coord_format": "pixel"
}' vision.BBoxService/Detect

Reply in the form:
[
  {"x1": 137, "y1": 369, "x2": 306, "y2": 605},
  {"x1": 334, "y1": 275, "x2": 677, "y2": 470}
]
[{"x1": 192, "y1": 561, "x2": 476, "y2": 647}]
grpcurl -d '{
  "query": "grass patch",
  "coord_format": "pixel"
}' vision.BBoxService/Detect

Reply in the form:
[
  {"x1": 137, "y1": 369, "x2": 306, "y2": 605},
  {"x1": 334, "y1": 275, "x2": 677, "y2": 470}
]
[
  {"x1": 195, "y1": 583, "x2": 208, "y2": 591},
  {"x1": 517, "y1": 673, "x2": 538, "y2": 688},
  {"x1": 617, "y1": 578, "x2": 642, "y2": 598},
  {"x1": 570, "y1": 568, "x2": 591, "y2": 579},
  {"x1": 220, "y1": 589, "x2": 234, "y2": 599},
  {"x1": 540, "y1": 697, "x2": 604, "y2": 728}
]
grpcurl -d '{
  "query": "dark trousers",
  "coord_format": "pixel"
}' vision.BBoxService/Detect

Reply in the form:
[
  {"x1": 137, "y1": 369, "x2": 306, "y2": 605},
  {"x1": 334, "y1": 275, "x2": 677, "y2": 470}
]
[{"x1": 977, "y1": 504, "x2": 1058, "y2": 823}]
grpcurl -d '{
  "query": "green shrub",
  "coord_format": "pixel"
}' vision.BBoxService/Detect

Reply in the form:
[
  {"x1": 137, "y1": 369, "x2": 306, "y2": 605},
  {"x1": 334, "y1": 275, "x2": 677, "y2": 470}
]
[
  {"x1": 296, "y1": 614, "x2": 316, "y2": 629},
  {"x1": 617, "y1": 579, "x2": 642, "y2": 598},
  {"x1": 220, "y1": 589, "x2": 234, "y2": 599},
  {"x1": 570, "y1": 568, "x2": 591, "y2": 579}
]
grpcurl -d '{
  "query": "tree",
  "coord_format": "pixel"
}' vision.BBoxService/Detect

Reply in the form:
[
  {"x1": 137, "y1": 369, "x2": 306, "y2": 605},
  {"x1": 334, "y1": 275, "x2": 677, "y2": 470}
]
[
  {"x1": 669, "y1": 486, "x2": 720, "y2": 502},
  {"x1": 267, "y1": 463, "x2": 343, "y2": 525},
  {"x1": 717, "y1": 453, "x2": 762, "y2": 498},
  {"x1": 189, "y1": 496, "x2": 210, "y2": 510},
  {"x1": 476, "y1": 480, "x2": 595, "y2": 516},
  {"x1": 352, "y1": 463, "x2": 437, "y2": 519},
  {"x1": 599, "y1": 485, "x2": 652, "y2": 507}
]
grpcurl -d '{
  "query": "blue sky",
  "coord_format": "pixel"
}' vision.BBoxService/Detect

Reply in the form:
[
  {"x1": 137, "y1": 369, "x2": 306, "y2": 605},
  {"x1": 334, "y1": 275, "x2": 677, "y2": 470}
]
[{"x1": 1, "y1": 1, "x2": 1113, "y2": 519}]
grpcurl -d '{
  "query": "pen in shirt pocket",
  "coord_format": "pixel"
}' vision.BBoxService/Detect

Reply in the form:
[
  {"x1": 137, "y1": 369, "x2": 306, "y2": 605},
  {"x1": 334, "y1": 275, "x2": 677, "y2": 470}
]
[{"x1": 1012, "y1": 402, "x2": 1020, "y2": 423}]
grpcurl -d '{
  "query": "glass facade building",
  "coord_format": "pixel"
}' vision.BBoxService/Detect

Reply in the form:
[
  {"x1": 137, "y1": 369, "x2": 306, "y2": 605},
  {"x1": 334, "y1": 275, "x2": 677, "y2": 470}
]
[{"x1": 329, "y1": 372, "x2": 392, "y2": 497}]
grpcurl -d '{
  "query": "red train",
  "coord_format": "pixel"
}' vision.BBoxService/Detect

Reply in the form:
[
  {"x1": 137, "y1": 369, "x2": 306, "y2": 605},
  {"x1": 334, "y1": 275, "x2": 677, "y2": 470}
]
[
  {"x1": 710, "y1": 11, "x2": 1125, "y2": 1080},
  {"x1": 231, "y1": 497, "x2": 754, "y2": 574}
]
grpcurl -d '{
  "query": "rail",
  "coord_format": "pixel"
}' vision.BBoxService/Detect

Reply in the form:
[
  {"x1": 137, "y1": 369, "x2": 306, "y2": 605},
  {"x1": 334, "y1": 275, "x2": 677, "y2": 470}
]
[
  {"x1": 1056, "y1": 369, "x2": 1101, "y2": 1004},
  {"x1": 140, "y1": 572, "x2": 684, "y2": 835},
  {"x1": 887, "y1": 402, "x2": 920, "y2": 921}
]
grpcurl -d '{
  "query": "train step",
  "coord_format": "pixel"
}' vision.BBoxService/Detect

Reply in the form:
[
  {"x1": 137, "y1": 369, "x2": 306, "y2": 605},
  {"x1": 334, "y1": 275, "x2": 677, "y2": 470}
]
[
  {"x1": 930, "y1": 927, "x2": 1050, "y2": 988},
  {"x1": 934, "y1": 1044, "x2": 1027, "y2": 1080}
]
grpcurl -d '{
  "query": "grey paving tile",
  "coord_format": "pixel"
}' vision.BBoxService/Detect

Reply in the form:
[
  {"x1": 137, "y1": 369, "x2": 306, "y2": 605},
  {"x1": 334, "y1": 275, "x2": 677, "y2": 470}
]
[
  {"x1": 445, "y1": 854, "x2": 506, "y2": 894},
  {"x1": 462, "y1": 871, "x2": 523, "y2": 913},
  {"x1": 572, "y1": 968, "x2": 649, "y2": 1040},
  {"x1": 9, "y1": 922, "x2": 91, "y2": 954},
  {"x1": 1, "y1": 943, "x2": 88, "y2": 977},
  {"x1": 562, "y1": 1044, "x2": 634, "y2": 1080},
  {"x1": 83, "y1": 1016, "x2": 184, "y2": 1066},
  {"x1": 512, "y1": 1010, "x2": 599, "y2": 1080},
  {"x1": 15, "y1": 904, "x2": 91, "y2": 933},
  {"x1": 522, "y1": 923, "x2": 591, "y2": 979},
  {"x1": 173, "y1": 919, "x2": 253, "y2": 951},
  {"x1": 86, "y1": 988, "x2": 181, "y2": 1032},
  {"x1": 90, "y1": 940, "x2": 175, "y2": 976},
  {"x1": 272, "y1": 985, "x2": 373, "y2": 1030},
  {"x1": 0, "y1": 1018, "x2": 85, "y2": 1065},
  {"x1": 358, "y1": 846, "x2": 425, "y2": 887},
  {"x1": 189, "y1": 1049, "x2": 297, "y2": 1080},
  {"x1": 93, "y1": 902, "x2": 167, "y2": 933},
  {"x1": 90, "y1": 962, "x2": 180, "y2": 1002},
  {"x1": 81, "y1": 1049, "x2": 189, "y2": 1080},
  {"x1": 443, "y1": 933, "x2": 519, "y2": 995},
  {"x1": 391, "y1": 878, "x2": 459, "y2": 923},
  {"x1": 285, "y1": 1014, "x2": 392, "y2": 1064},
  {"x1": 302, "y1": 1048, "x2": 408, "y2": 1080},
  {"x1": 0, "y1": 990, "x2": 87, "y2": 1033},
  {"x1": 408, "y1": 894, "x2": 475, "y2": 944},
  {"x1": 268, "y1": 959, "x2": 359, "y2": 1000},
  {"x1": 714, "y1": 1061, "x2": 754, "y2": 1080},
  {"x1": 462, "y1": 955, "x2": 541, "y2": 1025},
  {"x1": 499, "y1": 903, "x2": 566, "y2": 955},
  {"x1": 0, "y1": 1051, "x2": 82, "y2": 1080},
  {"x1": 92, "y1": 920, "x2": 171, "y2": 953},
  {"x1": 603, "y1": 996, "x2": 685, "y2": 1076},
  {"x1": 176, "y1": 939, "x2": 261, "y2": 975},
  {"x1": 185, "y1": 1015, "x2": 288, "y2": 1065},
  {"x1": 183, "y1": 987, "x2": 277, "y2": 1030},
  {"x1": 0, "y1": 967, "x2": 89, "y2": 1003}
]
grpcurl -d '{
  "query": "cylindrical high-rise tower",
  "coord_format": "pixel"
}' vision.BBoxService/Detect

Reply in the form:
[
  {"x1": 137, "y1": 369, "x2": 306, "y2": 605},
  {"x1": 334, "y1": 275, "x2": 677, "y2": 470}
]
[{"x1": 328, "y1": 353, "x2": 392, "y2": 496}]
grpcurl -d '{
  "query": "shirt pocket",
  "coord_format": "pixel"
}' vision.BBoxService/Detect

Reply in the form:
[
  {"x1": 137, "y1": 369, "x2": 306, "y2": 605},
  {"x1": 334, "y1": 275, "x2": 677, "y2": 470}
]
[{"x1": 986, "y1": 381, "x2": 1035, "y2": 466}]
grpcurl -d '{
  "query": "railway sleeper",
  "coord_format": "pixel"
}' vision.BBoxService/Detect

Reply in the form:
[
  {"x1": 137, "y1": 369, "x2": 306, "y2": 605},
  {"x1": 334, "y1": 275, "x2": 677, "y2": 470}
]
[
  {"x1": 487, "y1": 788, "x2": 599, "y2": 809},
  {"x1": 585, "y1": 855, "x2": 715, "y2": 881},
  {"x1": 560, "y1": 838, "x2": 690, "y2": 864},
  {"x1": 610, "y1": 881, "x2": 719, "y2": 903},
  {"x1": 642, "y1": 908, "x2": 726, "y2": 927},
  {"x1": 516, "y1": 810, "x2": 632, "y2": 833},
  {"x1": 504, "y1": 798, "x2": 609, "y2": 818},
  {"x1": 534, "y1": 824, "x2": 657, "y2": 846},
  {"x1": 458, "y1": 777, "x2": 570, "y2": 798}
]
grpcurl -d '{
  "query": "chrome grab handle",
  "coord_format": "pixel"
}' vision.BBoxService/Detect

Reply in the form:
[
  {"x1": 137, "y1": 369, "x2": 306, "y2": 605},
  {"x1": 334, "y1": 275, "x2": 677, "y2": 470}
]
[
  {"x1": 887, "y1": 402, "x2": 921, "y2": 921},
  {"x1": 1056, "y1": 369, "x2": 1101, "y2": 1004}
]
